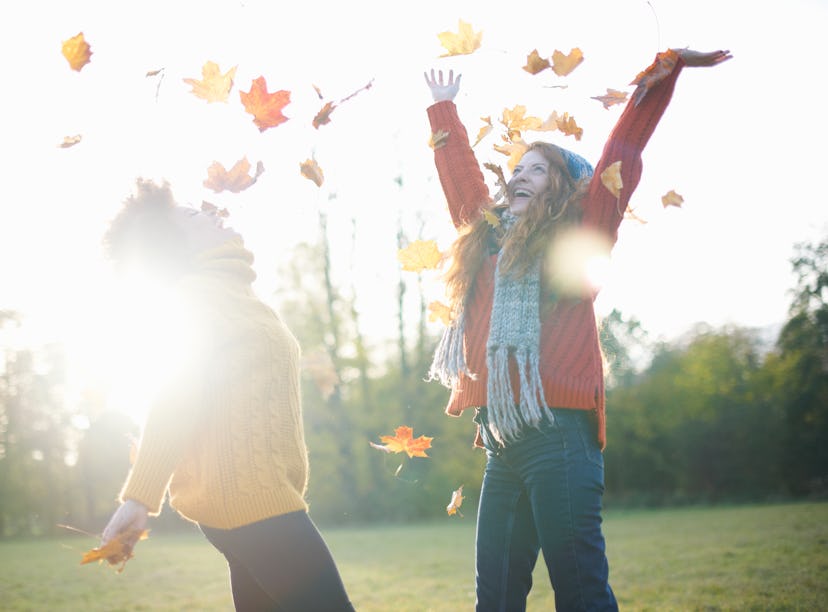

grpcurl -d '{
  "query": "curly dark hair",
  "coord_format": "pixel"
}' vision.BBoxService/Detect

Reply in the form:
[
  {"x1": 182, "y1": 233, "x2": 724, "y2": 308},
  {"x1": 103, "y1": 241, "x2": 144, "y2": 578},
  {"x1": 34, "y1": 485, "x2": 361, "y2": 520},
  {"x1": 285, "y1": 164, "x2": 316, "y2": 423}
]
[{"x1": 102, "y1": 178, "x2": 191, "y2": 278}]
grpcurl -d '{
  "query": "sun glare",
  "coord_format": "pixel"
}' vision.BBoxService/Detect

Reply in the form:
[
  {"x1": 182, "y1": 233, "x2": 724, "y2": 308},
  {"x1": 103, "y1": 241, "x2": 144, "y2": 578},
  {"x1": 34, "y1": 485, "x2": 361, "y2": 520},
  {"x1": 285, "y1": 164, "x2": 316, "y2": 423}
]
[
  {"x1": 71, "y1": 272, "x2": 202, "y2": 426},
  {"x1": 546, "y1": 227, "x2": 613, "y2": 295}
]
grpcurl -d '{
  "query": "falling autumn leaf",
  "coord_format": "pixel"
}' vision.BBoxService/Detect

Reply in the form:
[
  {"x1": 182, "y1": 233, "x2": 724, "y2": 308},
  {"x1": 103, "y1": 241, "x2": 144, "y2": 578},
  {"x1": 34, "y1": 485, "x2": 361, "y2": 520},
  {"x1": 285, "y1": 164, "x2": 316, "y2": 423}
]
[
  {"x1": 630, "y1": 48, "x2": 679, "y2": 106},
  {"x1": 661, "y1": 189, "x2": 684, "y2": 208},
  {"x1": 313, "y1": 101, "x2": 336, "y2": 129},
  {"x1": 397, "y1": 239, "x2": 442, "y2": 272},
  {"x1": 183, "y1": 61, "x2": 237, "y2": 103},
  {"x1": 300, "y1": 158, "x2": 325, "y2": 187},
  {"x1": 600, "y1": 161, "x2": 623, "y2": 197},
  {"x1": 428, "y1": 301, "x2": 452, "y2": 325},
  {"x1": 429, "y1": 129, "x2": 450, "y2": 150},
  {"x1": 483, "y1": 162, "x2": 507, "y2": 203},
  {"x1": 145, "y1": 68, "x2": 164, "y2": 77},
  {"x1": 493, "y1": 136, "x2": 528, "y2": 172},
  {"x1": 446, "y1": 485, "x2": 465, "y2": 517},
  {"x1": 203, "y1": 157, "x2": 264, "y2": 193},
  {"x1": 201, "y1": 201, "x2": 229, "y2": 218},
  {"x1": 438, "y1": 19, "x2": 482, "y2": 57},
  {"x1": 555, "y1": 112, "x2": 583, "y2": 140},
  {"x1": 482, "y1": 208, "x2": 501, "y2": 229},
  {"x1": 523, "y1": 49, "x2": 550, "y2": 75},
  {"x1": 500, "y1": 105, "x2": 542, "y2": 137},
  {"x1": 58, "y1": 134, "x2": 82, "y2": 148},
  {"x1": 80, "y1": 529, "x2": 149, "y2": 572},
  {"x1": 239, "y1": 77, "x2": 290, "y2": 131},
  {"x1": 551, "y1": 48, "x2": 584, "y2": 76},
  {"x1": 591, "y1": 88, "x2": 629, "y2": 110},
  {"x1": 61, "y1": 32, "x2": 92, "y2": 72},
  {"x1": 472, "y1": 117, "x2": 493, "y2": 148},
  {"x1": 370, "y1": 426, "x2": 433, "y2": 458}
]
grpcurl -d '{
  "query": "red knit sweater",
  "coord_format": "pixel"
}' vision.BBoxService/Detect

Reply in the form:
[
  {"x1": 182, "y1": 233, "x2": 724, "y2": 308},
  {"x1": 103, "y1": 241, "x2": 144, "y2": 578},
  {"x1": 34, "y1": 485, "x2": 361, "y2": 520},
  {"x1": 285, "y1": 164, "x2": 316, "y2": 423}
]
[{"x1": 427, "y1": 54, "x2": 685, "y2": 449}]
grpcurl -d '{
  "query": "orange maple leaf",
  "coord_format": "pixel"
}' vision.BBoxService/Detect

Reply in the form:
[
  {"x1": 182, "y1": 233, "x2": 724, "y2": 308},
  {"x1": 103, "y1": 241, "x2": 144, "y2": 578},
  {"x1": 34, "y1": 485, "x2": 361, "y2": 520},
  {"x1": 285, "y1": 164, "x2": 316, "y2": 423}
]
[
  {"x1": 300, "y1": 158, "x2": 325, "y2": 187},
  {"x1": 630, "y1": 48, "x2": 679, "y2": 106},
  {"x1": 500, "y1": 105, "x2": 542, "y2": 137},
  {"x1": 523, "y1": 49, "x2": 551, "y2": 75},
  {"x1": 600, "y1": 161, "x2": 623, "y2": 198},
  {"x1": 370, "y1": 426, "x2": 433, "y2": 458},
  {"x1": 493, "y1": 136, "x2": 528, "y2": 172},
  {"x1": 428, "y1": 301, "x2": 452, "y2": 325},
  {"x1": 446, "y1": 485, "x2": 465, "y2": 517},
  {"x1": 61, "y1": 32, "x2": 92, "y2": 72},
  {"x1": 203, "y1": 157, "x2": 264, "y2": 193},
  {"x1": 591, "y1": 88, "x2": 629, "y2": 110},
  {"x1": 661, "y1": 189, "x2": 684, "y2": 208},
  {"x1": 239, "y1": 77, "x2": 290, "y2": 131},
  {"x1": 183, "y1": 61, "x2": 237, "y2": 103},
  {"x1": 81, "y1": 529, "x2": 149, "y2": 572},
  {"x1": 397, "y1": 240, "x2": 442, "y2": 272},
  {"x1": 438, "y1": 19, "x2": 482, "y2": 57},
  {"x1": 551, "y1": 48, "x2": 584, "y2": 76}
]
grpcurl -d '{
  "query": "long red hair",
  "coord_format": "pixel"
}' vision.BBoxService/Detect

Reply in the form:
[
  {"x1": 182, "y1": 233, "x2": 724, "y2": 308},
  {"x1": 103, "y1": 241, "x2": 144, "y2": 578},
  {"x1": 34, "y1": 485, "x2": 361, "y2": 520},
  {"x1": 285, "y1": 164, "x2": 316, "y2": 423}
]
[{"x1": 442, "y1": 142, "x2": 590, "y2": 314}]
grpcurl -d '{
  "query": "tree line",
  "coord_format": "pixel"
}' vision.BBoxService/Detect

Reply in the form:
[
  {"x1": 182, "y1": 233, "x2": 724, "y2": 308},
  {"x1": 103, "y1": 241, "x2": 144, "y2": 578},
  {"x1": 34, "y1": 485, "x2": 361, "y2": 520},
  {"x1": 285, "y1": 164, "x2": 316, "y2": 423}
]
[{"x1": 0, "y1": 233, "x2": 825, "y2": 537}]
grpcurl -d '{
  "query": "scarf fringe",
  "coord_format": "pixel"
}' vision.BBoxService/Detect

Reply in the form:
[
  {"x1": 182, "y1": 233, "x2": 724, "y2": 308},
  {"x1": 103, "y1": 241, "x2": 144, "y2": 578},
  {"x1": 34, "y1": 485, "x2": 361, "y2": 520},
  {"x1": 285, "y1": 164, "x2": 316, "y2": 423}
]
[
  {"x1": 428, "y1": 314, "x2": 475, "y2": 388},
  {"x1": 486, "y1": 345, "x2": 549, "y2": 444}
]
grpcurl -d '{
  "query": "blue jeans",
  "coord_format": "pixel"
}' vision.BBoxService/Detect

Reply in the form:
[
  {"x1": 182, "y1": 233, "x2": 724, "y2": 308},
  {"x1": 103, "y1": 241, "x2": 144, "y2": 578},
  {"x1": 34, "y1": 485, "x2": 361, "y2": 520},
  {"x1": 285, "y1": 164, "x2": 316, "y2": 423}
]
[{"x1": 473, "y1": 407, "x2": 617, "y2": 612}]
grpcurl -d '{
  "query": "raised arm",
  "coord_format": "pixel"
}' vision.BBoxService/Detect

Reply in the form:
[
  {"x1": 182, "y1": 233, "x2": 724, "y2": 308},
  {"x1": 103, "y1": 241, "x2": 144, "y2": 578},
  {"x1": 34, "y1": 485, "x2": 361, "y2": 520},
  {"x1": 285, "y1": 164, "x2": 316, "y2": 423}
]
[
  {"x1": 583, "y1": 48, "x2": 732, "y2": 243},
  {"x1": 424, "y1": 69, "x2": 491, "y2": 228}
]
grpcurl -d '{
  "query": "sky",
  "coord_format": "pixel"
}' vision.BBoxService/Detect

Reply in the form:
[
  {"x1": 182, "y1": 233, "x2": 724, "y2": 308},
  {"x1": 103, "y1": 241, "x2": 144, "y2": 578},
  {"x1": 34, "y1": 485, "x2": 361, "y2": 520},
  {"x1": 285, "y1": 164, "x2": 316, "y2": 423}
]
[{"x1": 1, "y1": 0, "x2": 826, "y2": 388}]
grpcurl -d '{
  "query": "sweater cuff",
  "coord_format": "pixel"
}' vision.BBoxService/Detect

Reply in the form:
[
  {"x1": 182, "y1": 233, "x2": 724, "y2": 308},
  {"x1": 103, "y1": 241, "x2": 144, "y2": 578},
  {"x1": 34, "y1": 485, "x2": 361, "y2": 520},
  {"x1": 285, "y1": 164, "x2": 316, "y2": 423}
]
[{"x1": 427, "y1": 100, "x2": 458, "y2": 129}]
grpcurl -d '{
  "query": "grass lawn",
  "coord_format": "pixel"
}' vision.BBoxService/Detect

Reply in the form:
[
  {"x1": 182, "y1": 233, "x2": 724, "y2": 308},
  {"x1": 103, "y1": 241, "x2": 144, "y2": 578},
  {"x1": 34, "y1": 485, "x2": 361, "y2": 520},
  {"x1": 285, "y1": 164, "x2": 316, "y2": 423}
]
[{"x1": 1, "y1": 501, "x2": 825, "y2": 611}]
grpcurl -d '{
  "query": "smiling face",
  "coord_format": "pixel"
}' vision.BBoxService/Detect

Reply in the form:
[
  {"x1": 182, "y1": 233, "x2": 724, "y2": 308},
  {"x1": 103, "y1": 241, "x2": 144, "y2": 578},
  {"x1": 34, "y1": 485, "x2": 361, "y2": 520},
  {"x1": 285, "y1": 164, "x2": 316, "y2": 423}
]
[{"x1": 507, "y1": 149, "x2": 552, "y2": 215}]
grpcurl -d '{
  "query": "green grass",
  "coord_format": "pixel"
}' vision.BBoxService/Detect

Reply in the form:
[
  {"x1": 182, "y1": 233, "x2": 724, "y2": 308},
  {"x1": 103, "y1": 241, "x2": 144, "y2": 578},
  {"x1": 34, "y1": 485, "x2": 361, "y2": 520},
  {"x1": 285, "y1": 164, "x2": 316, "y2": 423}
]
[{"x1": 1, "y1": 502, "x2": 826, "y2": 611}]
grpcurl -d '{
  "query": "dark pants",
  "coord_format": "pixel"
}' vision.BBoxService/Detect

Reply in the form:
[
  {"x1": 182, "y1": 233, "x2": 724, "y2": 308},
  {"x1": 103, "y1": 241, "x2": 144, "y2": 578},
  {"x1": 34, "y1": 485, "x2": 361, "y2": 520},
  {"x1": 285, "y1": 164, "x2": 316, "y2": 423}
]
[
  {"x1": 474, "y1": 407, "x2": 618, "y2": 612},
  {"x1": 201, "y1": 510, "x2": 354, "y2": 612}
]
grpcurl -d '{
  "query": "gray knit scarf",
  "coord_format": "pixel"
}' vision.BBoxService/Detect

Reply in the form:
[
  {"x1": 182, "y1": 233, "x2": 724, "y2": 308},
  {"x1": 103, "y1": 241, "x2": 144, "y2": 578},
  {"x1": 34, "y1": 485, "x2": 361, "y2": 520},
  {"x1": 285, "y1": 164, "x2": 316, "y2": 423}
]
[{"x1": 429, "y1": 212, "x2": 547, "y2": 443}]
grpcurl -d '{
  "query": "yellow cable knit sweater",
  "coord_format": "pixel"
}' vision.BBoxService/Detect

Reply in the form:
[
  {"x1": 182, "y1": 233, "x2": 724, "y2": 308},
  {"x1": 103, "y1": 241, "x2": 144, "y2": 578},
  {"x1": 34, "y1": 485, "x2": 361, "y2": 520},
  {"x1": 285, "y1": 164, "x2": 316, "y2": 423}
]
[{"x1": 119, "y1": 239, "x2": 309, "y2": 529}]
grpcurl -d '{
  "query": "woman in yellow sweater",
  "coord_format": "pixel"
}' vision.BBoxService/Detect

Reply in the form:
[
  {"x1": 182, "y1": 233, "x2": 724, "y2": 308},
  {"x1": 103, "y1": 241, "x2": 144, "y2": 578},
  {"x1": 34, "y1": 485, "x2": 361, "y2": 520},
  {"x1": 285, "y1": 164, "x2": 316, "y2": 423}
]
[{"x1": 98, "y1": 179, "x2": 353, "y2": 611}]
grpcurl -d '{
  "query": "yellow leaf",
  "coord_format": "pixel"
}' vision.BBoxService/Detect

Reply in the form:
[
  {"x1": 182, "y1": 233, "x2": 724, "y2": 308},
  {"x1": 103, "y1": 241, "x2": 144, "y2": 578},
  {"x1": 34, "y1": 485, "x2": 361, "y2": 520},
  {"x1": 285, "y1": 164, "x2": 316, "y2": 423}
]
[
  {"x1": 446, "y1": 485, "x2": 465, "y2": 517},
  {"x1": 551, "y1": 48, "x2": 584, "y2": 76},
  {"x1": 472, "y1": 117, "x2": 493, "y2": 148},
  {"x1": 428, "y1": 301, "x2": 452, "y2": 325},
  {"x1": 61, "y1": 32, "x2": 92, "y2": 72},
  {"x1": 500, "y1": 105, "x2": 542, "y2": 134},
  {"x1": 661, "y1": 189, "x2": 684, "y2": 208},
  {"x1": 591, "y1": 88, "x2": 629, "y2": 110},
  {"x1": 538, "y1": 111, "x2": 560, "y2": 132},
  {"x1": 523, "y1": 49, "x2": 550, "y2": 75},
  {"x1": 437, "y1": 19, "x2": 482, "y2": 57},
  {"x1": 429, "y1": 129, "x2": 450, "y2": 150},
  {"x1": 182, "y1": 61, "x2": 237, "y2": 103},
  {"x1": 493, "y1": 137, "x2": 528, "y2": 172},
  {"x1": 397, "y1": 240, "x2": 442, "y2": 272},
  {"x1": 300, "y1": 158, "x2": 324, "y2": 187},
  {"x1": 600, "y1": 161, "x2": 623, "y2": 197},
  {"x1": 481, "y1": 208, "x2": 501, "y2": 229},
  {"x1": 80, "y1": 529, "x2": 149, "y2": 573}
]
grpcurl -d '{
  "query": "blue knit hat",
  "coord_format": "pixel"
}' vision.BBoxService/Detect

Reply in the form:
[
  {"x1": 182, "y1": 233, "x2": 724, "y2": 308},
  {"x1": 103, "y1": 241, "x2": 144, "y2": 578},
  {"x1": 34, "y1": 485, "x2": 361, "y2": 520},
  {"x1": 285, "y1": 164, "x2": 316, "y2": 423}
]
[{"x1": 555, "y1": 145, "x2": 594, "y2": 181}]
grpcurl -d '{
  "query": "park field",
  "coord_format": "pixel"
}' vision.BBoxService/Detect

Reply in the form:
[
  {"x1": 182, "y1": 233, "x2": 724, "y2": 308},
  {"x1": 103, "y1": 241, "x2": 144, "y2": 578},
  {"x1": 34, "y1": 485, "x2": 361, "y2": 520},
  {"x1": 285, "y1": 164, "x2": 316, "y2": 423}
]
[{"x1": 1, "y1": 502, "x2": 826, "y2": 611}]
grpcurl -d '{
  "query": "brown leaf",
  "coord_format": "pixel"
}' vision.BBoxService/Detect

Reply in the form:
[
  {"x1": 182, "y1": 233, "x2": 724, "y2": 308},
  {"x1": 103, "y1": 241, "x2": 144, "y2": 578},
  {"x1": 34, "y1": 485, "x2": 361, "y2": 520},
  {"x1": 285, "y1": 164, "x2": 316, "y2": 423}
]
[
  {"x1": 630, "y1": 49, "x2": 679, "y2": 106},
  {"x1": 80, "y1": 529, "x2": 149, "y2": 573},
  {"x1": 551, "y1": 48, "x2": 584, "y2": 76},
  {"x1": 523, "y1": 49, "x2": 550, "y2": 75},
  {"x1": 555, "y1": 112, "x2": 583, "y2": 141},
  {"x1": 429, "y1": 129, "x2": 450, "y2": 150},
  {"x1": 312, "y1": 101, "x2": 336, "y2": 129},
  {"x1": 591, "y1": 88, "x2": 629, "y2": 109},
  {"x1": 300, "y1": 158, "x2": 325, "y2": 187},
  {"x1": 661, "y1": 189, "x2": 684, "y2": 208}
]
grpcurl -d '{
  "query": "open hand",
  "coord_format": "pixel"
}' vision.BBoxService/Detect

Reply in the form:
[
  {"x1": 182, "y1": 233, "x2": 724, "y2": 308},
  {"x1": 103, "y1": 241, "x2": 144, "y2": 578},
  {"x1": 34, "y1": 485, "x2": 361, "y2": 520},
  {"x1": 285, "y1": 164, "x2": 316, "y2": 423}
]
[
  {"x1": 424, "y1": 68, "x2": 462, "y2": 102},
  {"x1": 675, "y1": 48, "x2": 732, "y2": 68}
]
